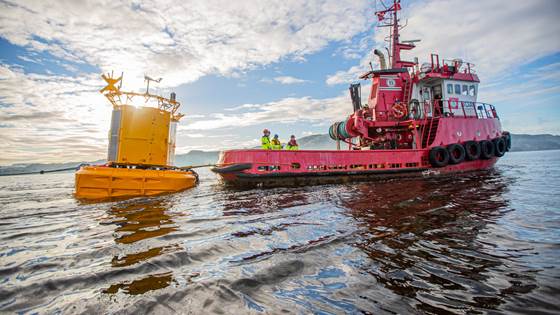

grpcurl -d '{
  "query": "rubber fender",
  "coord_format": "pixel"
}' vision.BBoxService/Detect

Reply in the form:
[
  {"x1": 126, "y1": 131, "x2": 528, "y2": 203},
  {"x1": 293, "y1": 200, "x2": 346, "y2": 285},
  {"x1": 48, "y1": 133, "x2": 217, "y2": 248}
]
[
  {"x1": 464, "y1": 141, "x2": 481, "y2": 161},
  {"x1": 428, "y1": 146, "x2": 449, "y2": 167},
  {"x1": 480, "y1": 140, "x2": 495, "y2": 159},
  {"x1": 493, "y1": 137, "x2": 506, "y2": 157},
  {"x1": 447, "y1": 143, "x2": 466, "y2": 165},
  {"x1": 503, "y1": 133, "x2": 512, "y2": 151},
  {"x1": 211, "y1": 163, "x2": 253, "y2": 174}
]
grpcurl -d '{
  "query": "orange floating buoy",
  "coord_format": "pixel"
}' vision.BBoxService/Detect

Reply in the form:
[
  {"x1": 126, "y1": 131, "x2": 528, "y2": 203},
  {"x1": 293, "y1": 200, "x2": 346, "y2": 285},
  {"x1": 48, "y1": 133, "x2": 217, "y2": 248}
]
[{"x1": 75, "y1": 72, "x2": 197, "y2": 200}]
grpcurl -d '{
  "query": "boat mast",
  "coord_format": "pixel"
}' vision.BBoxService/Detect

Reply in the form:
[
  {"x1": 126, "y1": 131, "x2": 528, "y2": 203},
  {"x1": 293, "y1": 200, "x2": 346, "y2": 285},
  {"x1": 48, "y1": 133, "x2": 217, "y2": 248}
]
[
  {"x1": 376, "y1": 0, "x2": 415, "y2": 69},
  {"x1": 391, "y1": 0, "x2": 400, "y2": 68}
]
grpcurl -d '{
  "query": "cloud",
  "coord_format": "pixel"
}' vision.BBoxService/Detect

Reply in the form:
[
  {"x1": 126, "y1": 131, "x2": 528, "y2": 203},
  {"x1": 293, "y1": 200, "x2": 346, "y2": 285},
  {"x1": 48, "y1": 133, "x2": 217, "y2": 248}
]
[
  {"x1": 182, "y1": 93, "x2": 351, "y2": 131},
  {"x1": 0, "y1": 0, "x2": 376, "y2": 164},
  {"x1": 0, "y1": 0, "x2": 371, "y2": 88},
  {"x1": 273, "y1": 76, "x2": 309, "y2": 84},
  {"x1": 327, "y1": 0, "x2": 560, "y2": 85},
  {"x1": 383, "y1": 0, "x2": 560, "y2": 78},
  {"x1": 326, "y1": 64, "x2": 368, "y2": 85},
  {"x1": 0, "y1": 64, "x2": 111, "y2": 165},
  {"x1": 0, "y1": 111, "x2": 65, "y2": 121}
]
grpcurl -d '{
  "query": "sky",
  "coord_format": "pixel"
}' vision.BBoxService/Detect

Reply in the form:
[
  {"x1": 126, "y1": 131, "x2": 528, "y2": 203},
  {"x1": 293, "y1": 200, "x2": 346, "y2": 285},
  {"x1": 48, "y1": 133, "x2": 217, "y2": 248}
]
[{"x1": 0, "y1": 0, "x2": 559, "y2": 165}]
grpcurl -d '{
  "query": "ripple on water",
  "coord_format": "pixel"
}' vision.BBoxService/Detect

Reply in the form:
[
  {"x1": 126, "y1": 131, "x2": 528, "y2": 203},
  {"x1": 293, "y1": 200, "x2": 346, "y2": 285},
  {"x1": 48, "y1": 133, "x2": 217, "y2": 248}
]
[{"x1": 0, "y1": 151, "x2": 559, "y2": 314}]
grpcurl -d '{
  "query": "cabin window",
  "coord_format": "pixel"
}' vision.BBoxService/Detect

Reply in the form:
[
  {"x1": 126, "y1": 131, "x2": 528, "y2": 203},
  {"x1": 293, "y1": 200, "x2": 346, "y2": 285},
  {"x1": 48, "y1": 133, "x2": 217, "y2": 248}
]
[
  {"x1": 462, "y1": 85, "x2": 468, "y2": 95},
  {"x1": 454, "y1": 84, "x2": 461, "y2": 94},
  {"x1": 447, "y1": 83, "x2": 453, "y2": 94},
  {"x1": 469, "y1": 85, "x2": 476, "y2": 96}
]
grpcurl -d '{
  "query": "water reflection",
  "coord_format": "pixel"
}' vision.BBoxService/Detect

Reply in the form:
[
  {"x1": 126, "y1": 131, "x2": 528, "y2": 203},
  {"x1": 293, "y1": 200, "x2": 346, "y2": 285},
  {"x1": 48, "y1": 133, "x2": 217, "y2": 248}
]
[
  {"x1": 216, "y1": 184, "x2": 317, "y2": 215},
  {"x1": 103, "y1": 272, "x2": 174, "y2": 295},
  {"x1": 103, "y1": 198, "x2": 181, "y2": 295},
  {"x1": 109, "y1": 199, "x2": 178, "y2": 244},
  {"x1": 340, "y1": 172, "x2": 539, "y2": 312}
]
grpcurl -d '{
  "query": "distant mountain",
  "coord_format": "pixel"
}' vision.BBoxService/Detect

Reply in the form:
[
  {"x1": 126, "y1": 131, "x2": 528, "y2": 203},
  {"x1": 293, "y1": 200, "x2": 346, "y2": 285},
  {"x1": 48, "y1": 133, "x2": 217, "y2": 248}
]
[
  {"x1": 0, "y1": 160, "x2": 105, "y2": 176},
  {"x1": 174, "y1": 150, "x2": 219, "y2": 166},
  {"x1": 296, "y1": 133, "x2": 560, "y2": 153},
  {"x1": 1, "y1": 134, "x2": 558, "y2": 175},
  {"x1": 508, "y1": 134, "x2": 560, "y2": 152}
]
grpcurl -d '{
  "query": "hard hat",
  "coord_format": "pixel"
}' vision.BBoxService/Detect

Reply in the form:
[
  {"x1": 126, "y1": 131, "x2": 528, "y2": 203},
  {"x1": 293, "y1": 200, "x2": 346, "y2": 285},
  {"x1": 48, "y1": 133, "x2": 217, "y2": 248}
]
[{"x1": 274, "y1": 134, "x2": 279, "y2": 138}]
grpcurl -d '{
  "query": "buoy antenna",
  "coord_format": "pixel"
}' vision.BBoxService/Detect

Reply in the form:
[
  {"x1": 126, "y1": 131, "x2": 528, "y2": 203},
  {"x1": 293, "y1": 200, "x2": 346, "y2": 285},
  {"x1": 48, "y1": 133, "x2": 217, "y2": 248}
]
[{"x1": 144, "y1": 74, "x2": 163, "y2": 94}]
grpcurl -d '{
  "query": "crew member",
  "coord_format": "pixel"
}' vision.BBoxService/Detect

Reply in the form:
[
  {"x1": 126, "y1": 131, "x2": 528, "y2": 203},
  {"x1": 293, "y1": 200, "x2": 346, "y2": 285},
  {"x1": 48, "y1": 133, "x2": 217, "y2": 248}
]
[
  {"x1": 271, "y1": 134, "x2": 282, "y2": 150},
  {"x1": 261, "y1": 129, "x2": 271, "y2": 149},
  {"x1": 285, "y1": 135, "x2": 299, "y2": 150}
]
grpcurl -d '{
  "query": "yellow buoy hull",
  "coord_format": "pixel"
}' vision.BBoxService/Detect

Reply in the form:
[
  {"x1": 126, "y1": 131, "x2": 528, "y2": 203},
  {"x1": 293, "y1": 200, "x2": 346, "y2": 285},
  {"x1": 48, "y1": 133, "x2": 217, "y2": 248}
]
[{"x1": 75, "y1": 165, "x2": 197, "y2": 200}]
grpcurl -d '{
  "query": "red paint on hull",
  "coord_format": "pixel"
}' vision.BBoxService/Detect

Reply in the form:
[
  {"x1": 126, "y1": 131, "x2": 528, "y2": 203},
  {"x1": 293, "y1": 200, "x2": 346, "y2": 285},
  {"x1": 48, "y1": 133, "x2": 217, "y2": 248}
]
[{"x1": 214, "y1": 147, "x2": 499, "y2": 187}]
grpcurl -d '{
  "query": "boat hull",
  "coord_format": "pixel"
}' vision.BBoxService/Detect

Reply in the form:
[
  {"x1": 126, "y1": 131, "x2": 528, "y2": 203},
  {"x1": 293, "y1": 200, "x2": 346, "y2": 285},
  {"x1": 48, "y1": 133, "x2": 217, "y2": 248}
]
[
  {"x1": 213, "y1": 149, "x2": 498, "y2": 188},
  {"x1": 75, "y1": 165, "x2": 197, "y2": 200}
]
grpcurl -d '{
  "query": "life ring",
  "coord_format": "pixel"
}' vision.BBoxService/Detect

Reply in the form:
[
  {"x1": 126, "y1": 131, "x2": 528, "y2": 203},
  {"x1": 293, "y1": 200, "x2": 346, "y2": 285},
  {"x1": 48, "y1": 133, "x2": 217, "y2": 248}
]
[
  {"x1": 428, "y1": 146, "x2": 449, "y2": 167},
  {"x1": 493, "y1": 137, "x2": 506, "y2": 157},
  {"x1": 447, "y1": 143, "x2": 466, "y2": 164},
  {"x1": 479, "y1": 140, "x2": 495, "y2": 159},
  {"x1": 464, "y1": 141, "x2": 481, "y2": 160},
  {"x1": 392, "y1": 102, "x2": 408, "y2": 119}
]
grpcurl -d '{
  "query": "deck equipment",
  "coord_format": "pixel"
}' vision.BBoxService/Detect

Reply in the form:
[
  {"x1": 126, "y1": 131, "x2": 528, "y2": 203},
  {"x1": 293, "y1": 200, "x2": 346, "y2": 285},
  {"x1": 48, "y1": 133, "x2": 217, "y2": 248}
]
[{"x1": 212, "y1": 0, "x2": 511, "y2": 187}]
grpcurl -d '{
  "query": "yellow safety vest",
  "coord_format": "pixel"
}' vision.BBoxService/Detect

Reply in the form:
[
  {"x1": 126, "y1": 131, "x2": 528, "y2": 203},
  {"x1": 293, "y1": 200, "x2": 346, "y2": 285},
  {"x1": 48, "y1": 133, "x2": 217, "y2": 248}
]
[
  {"x1": 261, "y1": 136, "x2": 271, "y2": 149},
  {"x1": 285, "y1": 144, "x2": 299, "y2": 150},
  {"x1": 271, "y1": 139, "x2": 282, "y2": 150}
]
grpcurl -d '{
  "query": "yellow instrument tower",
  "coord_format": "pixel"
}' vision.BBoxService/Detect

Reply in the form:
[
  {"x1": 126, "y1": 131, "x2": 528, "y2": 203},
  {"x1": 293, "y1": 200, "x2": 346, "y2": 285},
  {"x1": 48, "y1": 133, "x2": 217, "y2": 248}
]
[{"x1": 75, "y1": 72, "x2": 197, "y2": 200}]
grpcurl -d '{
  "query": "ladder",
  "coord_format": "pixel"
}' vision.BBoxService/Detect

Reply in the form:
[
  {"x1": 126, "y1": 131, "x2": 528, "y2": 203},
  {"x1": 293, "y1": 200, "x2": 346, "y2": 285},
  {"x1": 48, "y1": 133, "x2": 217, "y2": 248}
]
[
  {"x1": 402, "y1": 78, "x2": 412, "y2": 103},
  {"x1": 422, "y1": 117, "x2": 440, "y2": 148}
]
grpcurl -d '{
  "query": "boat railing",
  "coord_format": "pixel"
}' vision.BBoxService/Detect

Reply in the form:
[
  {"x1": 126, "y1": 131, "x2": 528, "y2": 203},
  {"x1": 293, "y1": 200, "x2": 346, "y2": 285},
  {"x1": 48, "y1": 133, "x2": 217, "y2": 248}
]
[
  {"x1": 421, "y1": 99, "x2": 498, "y2": 120},
  {"x1": 428, "y1": 54, "x2": 476, "y2": 74},
  {"x1": 441, "y1": 59, "x2": 476, "y2": 74}
]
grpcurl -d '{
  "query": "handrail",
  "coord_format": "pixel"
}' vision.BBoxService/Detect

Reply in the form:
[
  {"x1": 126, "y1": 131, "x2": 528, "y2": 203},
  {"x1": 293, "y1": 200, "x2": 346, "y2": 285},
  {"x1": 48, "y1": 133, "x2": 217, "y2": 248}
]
[
  {"x1": 372, "y1": 99, "x2": 497, "y2": 122},
  {"x1": 441, "y1": 59, "x2": 476, "y2": 74},
  {"x1": 421, "y1": 99, "x2": 498, "y2": 120},
  {"x1": 427, "y1": 54, "x2": 476, "y2": 74}
]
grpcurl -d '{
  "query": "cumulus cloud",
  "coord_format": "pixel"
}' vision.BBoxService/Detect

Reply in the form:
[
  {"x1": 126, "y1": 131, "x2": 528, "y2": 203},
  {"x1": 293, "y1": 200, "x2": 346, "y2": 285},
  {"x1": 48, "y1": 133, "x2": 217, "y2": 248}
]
[
  {"x1": 0, "y1": 64, "x2": 111, "y2": 164},
  {"x1": 326, "y1": 64, "x2": 369, "y2": 85},
  {"x1": 327, "y1": 0, "x2": 560, "y2": 84},
  {"x1": 273, "y1": 76, "x2": 309, "y2": 84},
  {"x1": 182, "y1": 94, "x2": 351, "y2": 131},
  {"x1": 0, "y1": 0, "x2": 371, "y2": 88},
  {"x1": 0, "y1": 0, "x2": 375, "y2": 164},
  {"x1": 382, "y1": 0, "x2": 560, "y2": 77}
]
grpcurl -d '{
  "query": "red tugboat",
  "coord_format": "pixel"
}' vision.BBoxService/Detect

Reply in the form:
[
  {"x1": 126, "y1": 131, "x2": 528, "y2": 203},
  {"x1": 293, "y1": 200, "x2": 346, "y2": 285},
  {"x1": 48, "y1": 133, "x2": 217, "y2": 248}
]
[{"x1": 212, "y1": 0, "x2": 511, "y2": 187}]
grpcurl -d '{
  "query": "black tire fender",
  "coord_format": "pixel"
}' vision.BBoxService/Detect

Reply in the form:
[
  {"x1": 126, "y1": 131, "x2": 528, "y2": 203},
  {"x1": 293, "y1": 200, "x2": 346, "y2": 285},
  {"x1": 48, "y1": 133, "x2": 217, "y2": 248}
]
[
  {"x1": 503, "y1": 133, "x2": 512, "y2": 151},
  {"x1": 493, "y1": 137, "x2": 506, "y2": 157},
  {"x1": 447, "y1": 143, "x2": 466, "y2": 164},
  {"x1": 480, "y1": 140, "x2": 495, "y2": 159},
  {"x1": 429, "y1": 146, "x2": 450, "y2": 167},
  {"x1": 464, "y1": 141, "x2": 481, "y2": 161}
]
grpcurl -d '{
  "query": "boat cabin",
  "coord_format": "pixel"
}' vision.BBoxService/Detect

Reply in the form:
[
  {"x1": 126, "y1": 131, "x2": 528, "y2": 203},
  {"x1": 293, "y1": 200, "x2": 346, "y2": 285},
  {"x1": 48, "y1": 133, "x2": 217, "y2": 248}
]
[{"x1": 410, "y1": 55, "x2": 487, "y2": 119}]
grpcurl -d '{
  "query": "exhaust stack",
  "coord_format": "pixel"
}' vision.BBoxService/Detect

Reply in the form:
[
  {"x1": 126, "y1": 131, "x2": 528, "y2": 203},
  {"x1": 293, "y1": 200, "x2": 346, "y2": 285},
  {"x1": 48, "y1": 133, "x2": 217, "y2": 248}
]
[{"x1": 373, "y1": 49, "x2": 386, "y2": 70}]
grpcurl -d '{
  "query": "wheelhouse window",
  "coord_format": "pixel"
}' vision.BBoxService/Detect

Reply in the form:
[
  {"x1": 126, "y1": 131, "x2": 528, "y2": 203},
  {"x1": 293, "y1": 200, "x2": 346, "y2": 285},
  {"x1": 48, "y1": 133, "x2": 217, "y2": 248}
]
[
  {"x1": 454, "y1": 84, "x2": 461, "y2": 94},
  {"x1": 447, "y1": 83, "x2": 453, "y2": 94},
  {"x1": 469, "y1": 85, "x2": 476, "y2": 96},
  {"x1": 462, "y1": 85, "x2": 468, "y2": 95}
]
